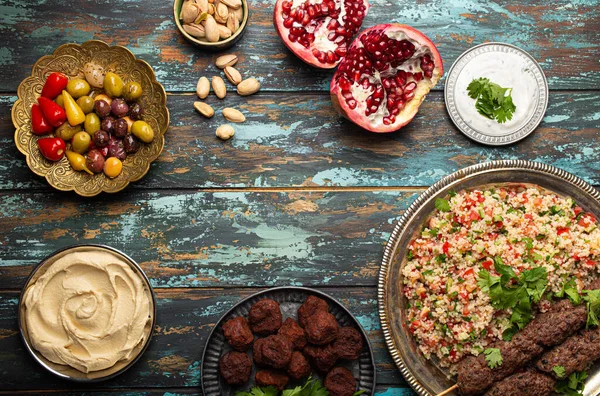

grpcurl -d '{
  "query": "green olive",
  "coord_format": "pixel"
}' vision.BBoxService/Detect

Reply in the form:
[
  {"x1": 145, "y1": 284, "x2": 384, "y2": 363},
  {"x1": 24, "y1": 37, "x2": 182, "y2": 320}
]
[
  {"x1": 84, "y1": 113, "x2": 101, "y2": 135},
  {"x1": 104, "y1": 72, "x2": 124, "y2": 98},
  {"x1": 131, "y1": 120, "x2": 154, "y2": 143},
  {"x1": 55, "y1": 94, "x2": 64, "y2": 108},
  {"x1": 55, "y1": 122, "x2": 81, "y2": 141},
  {"x1": 66, "y1": 78, "x2": 91, "y2": 99},
  {"x1": 123, "y1": 81, "x2": 143, "y2": 101},
  {"x1": 71, "y1": 131, "x2": 91, "y2": 154},
  {"x1": 76, "y1": 95, "x2": 95, "y2": 114}
]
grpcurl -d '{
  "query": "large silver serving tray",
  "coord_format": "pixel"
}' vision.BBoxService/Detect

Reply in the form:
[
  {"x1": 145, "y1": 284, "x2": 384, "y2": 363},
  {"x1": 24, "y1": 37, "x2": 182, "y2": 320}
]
[{"x1": 378, "y1": 160, "x2": 600, "y2": 396}]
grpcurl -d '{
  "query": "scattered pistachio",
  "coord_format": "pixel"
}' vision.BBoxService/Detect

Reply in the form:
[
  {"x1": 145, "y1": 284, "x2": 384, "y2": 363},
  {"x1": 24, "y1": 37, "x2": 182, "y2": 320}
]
[
  {"x1": 196, "y1": 76, "x2": 210, "y2": 99},
  {"x1": 222, "y1": 108, "x2": 246, "y2": 123},
  {"x1": 194, "y1": 101, "x2": 215, "y2": 118},
  {"x1": 237, "y1": 78, "x2": 260, "y2": 96},
  {"x1": 224, "y1": 66, "x2": 242, "y2": 85},
  {"x1": 215, "y1": 54, "x2": 238, "y2": 69},
  {"x1": 212, "y1": 76, "x2": 227, "y2": 99},
  {"x1": 216, "y1": 124, "x2": 235, "y2": 140}
]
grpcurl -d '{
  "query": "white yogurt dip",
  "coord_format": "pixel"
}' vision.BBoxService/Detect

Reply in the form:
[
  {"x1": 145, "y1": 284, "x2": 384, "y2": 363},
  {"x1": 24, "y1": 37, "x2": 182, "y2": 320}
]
[{"x1": 453, "y1": 51, "x2": 540, "y2": 136}]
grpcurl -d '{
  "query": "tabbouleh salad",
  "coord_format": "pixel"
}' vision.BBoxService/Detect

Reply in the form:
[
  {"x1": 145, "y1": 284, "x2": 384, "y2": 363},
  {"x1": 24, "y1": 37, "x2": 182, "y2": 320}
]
[{"x1": 401, "y1": 185, "x2": 600, "y2": 373}]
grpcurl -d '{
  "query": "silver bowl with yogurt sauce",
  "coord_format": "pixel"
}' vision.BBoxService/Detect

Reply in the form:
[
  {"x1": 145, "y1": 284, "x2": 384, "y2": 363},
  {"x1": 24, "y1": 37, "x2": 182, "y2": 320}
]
[
  {"x1": 445, "y1": 42, "x2": 549, "y2": 146},
  {"x1": 18, "y1": 244, "x2": 156, "y2": 382}
]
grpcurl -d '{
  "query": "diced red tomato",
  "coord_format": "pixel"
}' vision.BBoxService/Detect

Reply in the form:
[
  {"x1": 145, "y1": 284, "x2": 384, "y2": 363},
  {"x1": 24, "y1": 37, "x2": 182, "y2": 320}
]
[
  {"x1": 522, "y1": 193, "x2": 529, "y2": 203},
  {"x1": 557, "y1": 227, "x2": 570, "y2": 235},
  {"x1": 585, "y1": 259, "x2": 596, "y2": 267},
  {"x1": 495, "y1": 222, "x2": 503, "y2": 229},
  {"x1": 410, "y1": 320, "x2": 421, "y2": 333},
  {"x1": 459, "y1": 292, "x2": 469, "y2": 301},
  {"x1": 462, "y1": 307, "x2": 470, "y2": 316},
  {"x1": 482, "y1": 260, "x2": 493, "y2": 270},
  {"x1": 485, "y1": 207, "x2": 493, "y2": 217},
  {"x1": 534, "y1": 197, "x2": 543, "y2": 207},
  {"x1": 578, "y1": 213, "x2": 597, "y2": 227},
  {"x1": 462, "y1": 268, "x2": 475, "y2": 278},
  {"x1": 574, "y1": 206, "x2": 583, "y2": 216},
  {"x1": 449, "y1": 349, "x2": 457, "y2": 360},
  {"x1": 476, "y1": 192, "x2": 485, "y2": 203},
  {"x1": 469, "y1": 210, "x2": 481, "y2": 221},
  {"x1": 524, "y1": 214, "x2": 533, "y2": 221},
  {"x1": 443, "y1": 241, "x2": 450, "y2": 254},
  {"x1": 573, "y1": 255, "x2": 580, "y2": 262}
]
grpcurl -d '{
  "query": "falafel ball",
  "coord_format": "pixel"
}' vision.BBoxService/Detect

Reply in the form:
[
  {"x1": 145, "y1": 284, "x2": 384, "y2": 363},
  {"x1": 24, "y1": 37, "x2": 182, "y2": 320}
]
[
  {"x1": 304, "y1": 310, "x2": 339, "y2": 345},
  {"x1": 287, "y1": 351, "x2": 311, "y2": 380},
  {"x1": 278, "y1": 317, "x2": 307, "y2": 350},
  {"x1": 333, "y1": 327, "x2": 363, "y2": 360},
  {"x1": 219, "y1": 351, "x2": 252, "y2": 385},
  {"x1": 324, "y1": 367, "x2": 357, "y2": 396},
  {"x1": 222, "y1": 316, "x2": 254, "y2": 351},
  {"x1": 304, "y1": 344, "x2": 338, "y2": 372},
  {"x1": 255, "y1": 369, "x2": 289, "y2": 391},
  {"x1": 254, "y1": 334, "x2": 293, "y2": 368},
  {"x1": 248, "y1": 298, "x2": 283, "y2": 335},
  {"x1": 298, "y1": 295, "x2": 329, "y2": 328}
]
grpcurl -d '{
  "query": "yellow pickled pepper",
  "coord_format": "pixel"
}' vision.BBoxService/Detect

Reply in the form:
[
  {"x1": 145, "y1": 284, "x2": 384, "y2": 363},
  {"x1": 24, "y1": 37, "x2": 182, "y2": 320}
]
[
  {"x1": 62, "y1": 90, "x2": 86, "y2": 126},
  {"x1": 66, "y1": 151, "x2": 93, "y2": 175}
]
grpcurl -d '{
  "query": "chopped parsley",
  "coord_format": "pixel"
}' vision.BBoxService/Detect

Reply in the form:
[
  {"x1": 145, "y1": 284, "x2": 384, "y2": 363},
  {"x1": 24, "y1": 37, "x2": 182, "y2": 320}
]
[
  {"x1": 406, "y1": 250, "x2": 414, "y2": 261},
  {"x1": 483, "y1": 348, "x2": 503, "y2": 369},
  {"x1": 553, "y1": 365, "x2": 566, "y2": 379},
  {"x1": 435, "y1": 198, "x2": 451, "y2": 212},
  {"x1": 477, "y1": 262, "x2": 548, "y2": 340},
  {"x1": 556, "y1": 278, "x2": 581, "y2": 305},
  {"x1": 428, "y1": 227, "x2": 440, "y2": 237},
  {"x1": 236, "y1": 386, "x2": 279, "y2": 396},
  {"x1": 582, "y1": 289, "x2": 600, "y2": 328},
  {"x1": 436, "y1": 254, "x2": 447, "y2": 264},
  {"x1": 237, "y1": 375, "x2": 335, "y2": 396},
  {"x1": 555, "y1": 370, "x2": 588, "y2": 396},
  {"x1": 467, "y1": 77, "x2": 516, "y2": 124},
  {"x1": 550, "y1": 205, "x2": 565, "y2": 216},
  {"x1": 448, "y1": 189, "x2": 457, "y2": 198}
]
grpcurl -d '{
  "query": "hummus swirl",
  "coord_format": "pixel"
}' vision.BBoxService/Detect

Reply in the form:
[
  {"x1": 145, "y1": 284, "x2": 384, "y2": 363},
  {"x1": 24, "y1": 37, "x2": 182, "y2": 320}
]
[{"x1": 23, "y1": 250, "x2": 152, "y2": 373}]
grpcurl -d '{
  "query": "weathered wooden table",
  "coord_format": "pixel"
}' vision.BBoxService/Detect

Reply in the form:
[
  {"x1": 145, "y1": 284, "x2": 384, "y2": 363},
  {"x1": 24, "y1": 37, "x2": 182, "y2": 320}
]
[{"x1": 0, "y1": 0, "x2": 598, "y2": 394}]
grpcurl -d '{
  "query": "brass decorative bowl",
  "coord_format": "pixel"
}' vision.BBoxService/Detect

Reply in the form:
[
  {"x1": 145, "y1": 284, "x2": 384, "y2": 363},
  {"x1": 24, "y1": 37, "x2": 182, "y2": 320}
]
[{"x1": 12, "y1": 40, "x2": 169, "y2": 197}]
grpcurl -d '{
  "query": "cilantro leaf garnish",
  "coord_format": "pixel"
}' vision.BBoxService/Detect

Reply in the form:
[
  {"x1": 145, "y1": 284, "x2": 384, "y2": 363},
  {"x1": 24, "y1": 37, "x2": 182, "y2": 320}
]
[
  {"x1": 556, "y1": 278, "x2": 581, "y2": 305},
  {"x1": 555, "y1": 370, "x2": 588, "y2": 396},
  {"x1": 477, "y1": 264, "x2": 548, "y2": 340},
  {"x1": 467, "y1": 77, "x2": 516, "y2": 124},
  {"x1": 553, "y1": 365, "x2": 567, "y2": 378},
  {"x1": 483, "y1": 348, "x2": 503, "y2": 369},
  {"x1": 582, "y1": 289, "x2": 600, "y2": 328},
  {"x1": 236, "y1": 386, "x2": 279, "y2": 396},
  {"x1": 435, "y1": 198, "x2": 451, "y2": 212}
]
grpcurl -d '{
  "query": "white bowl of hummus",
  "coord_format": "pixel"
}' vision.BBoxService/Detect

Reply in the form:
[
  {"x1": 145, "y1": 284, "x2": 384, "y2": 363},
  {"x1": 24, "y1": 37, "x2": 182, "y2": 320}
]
[{"x1": 18, "y1": 245, "x2": 156, "y2": 381}]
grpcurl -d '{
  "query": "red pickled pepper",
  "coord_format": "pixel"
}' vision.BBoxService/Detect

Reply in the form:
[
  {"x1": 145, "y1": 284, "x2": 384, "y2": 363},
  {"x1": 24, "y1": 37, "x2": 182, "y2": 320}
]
[
  {"x1": 37, "y1": 97, "x2": 66, "y2": 127},
  {"x1": 37, "y1": 137, "x2": 66, "y2": 161},
  {"x1": 41, "y1": 72, "x2": 68, "y2": 99},
  {"x1": 30, "y1": 103, "x2": 53, "y2": 135}
]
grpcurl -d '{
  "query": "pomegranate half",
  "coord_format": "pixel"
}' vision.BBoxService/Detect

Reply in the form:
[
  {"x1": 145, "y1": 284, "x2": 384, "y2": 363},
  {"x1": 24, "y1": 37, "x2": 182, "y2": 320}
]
[
  {"x1": 274, "y1": 0, "x2": 370, "y2": 69},
  {"x1": 330, "y1": 24, "x2": 444, "y2": 133}
]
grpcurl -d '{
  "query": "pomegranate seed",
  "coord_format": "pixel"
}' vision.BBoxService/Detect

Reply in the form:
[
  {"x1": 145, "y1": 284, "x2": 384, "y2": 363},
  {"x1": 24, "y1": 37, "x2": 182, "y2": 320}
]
[
  {"x1": 404, "y1": 91, "x2": 415, "y2": 101},
  {"x1": 289, "y1": 8, "x2": 297, "y2": 18},
  {"x1": 343, "y1": 91, "x2": 353, "y2": 99},
  {"x1": 328, "y1": 19, "x2": 339, "y2": 30},
  {"x1": 282, "y1": 0, "x2": 292, "y2": 11},
  {"x1": 301, "y1": 14, "x2": 310, "y2": 25},
  {"x1": 424, "y1": 70, "x2": 433, "y2": 78},
  {"x1": 327, "y1": 51, "x2": 337, "y2": 63},
  {"x1": 370, "y1": 105, "x2": 378, "y2": 113},
  {"x1": 404, "y1": 82, "x2": 417, "y2": 93},
  {"x1": 295, "y1": 9, "x2": 304, "y2": 22},
  {"x1": 328, "y1": 32, "x2": 336, "y2": 41},
  {"x1": 307, "y1": 5, "x2": 316, "y2": 18},
  {"x1": 283, "y1": 18, "x2": 294, "y2": 28},
  {"x1": 335, "y1": 47, "x2": 347, "y2": 57},
  {"x1": 289, "y1": 34, "x2": 297, "y2": 42},
  {"x1": 413, "y1": 72, "x2": 423, "y2": 82},
  {"x1": 347, "y1": 99, "x2": 357, "y2": 109}
]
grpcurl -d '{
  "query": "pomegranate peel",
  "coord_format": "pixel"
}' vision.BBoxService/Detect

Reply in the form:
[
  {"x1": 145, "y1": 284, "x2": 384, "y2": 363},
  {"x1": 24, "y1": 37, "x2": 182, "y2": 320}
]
[
  {"x1": 330, "y1": 24, "x2": 444, "y2": 133},
  {"x1": 274, "y1": 0, "x2": 370, "y2": 69}
]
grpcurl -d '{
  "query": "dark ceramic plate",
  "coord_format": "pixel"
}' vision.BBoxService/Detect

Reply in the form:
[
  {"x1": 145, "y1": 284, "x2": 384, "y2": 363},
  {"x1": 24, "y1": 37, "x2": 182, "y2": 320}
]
[{"x1": 202, "y1": 286, "x2": 376, "y2": 395}]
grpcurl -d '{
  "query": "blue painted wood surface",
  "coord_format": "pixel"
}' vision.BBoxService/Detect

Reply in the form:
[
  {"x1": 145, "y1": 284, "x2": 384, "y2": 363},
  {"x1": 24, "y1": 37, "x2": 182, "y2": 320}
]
[{"x1": 0, "y1": 0, "x2": 598, "y2": 394}]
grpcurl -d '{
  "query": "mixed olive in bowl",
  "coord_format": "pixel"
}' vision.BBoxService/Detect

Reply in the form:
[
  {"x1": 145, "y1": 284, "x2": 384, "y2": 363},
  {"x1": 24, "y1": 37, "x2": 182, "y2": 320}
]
[{"x1": 12, "y1": 40, "x2": 169, "y2": 196}]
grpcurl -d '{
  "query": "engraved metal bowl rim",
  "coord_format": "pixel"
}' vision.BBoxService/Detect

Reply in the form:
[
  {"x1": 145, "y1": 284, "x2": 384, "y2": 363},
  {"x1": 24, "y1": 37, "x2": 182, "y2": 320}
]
[
  {"x1": 173, "y1": 0, "x2": 249, "y2": 48},
  {"x1": 200, "y1": 285, "x2": 377, "y2": 396},
  {"x1": 11, "y1": 40, "x2": 170, "y2": 197},
  {"x1": 17, "y1": 244, "x2": 157, "y2": 382},
  {"x1": 377, "y1": 160, "x2": 600, "y2": 396}
]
